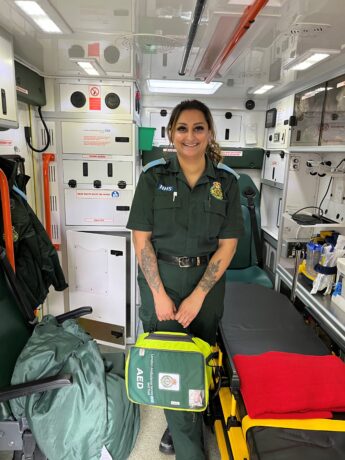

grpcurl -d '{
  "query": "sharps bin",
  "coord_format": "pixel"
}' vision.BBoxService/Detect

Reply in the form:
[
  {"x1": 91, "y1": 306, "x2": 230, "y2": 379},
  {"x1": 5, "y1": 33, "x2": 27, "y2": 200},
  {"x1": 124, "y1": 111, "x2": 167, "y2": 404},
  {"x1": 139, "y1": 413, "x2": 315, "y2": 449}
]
[{"x1": 139, "y1": 127, "x2": 156, "y2": 151}]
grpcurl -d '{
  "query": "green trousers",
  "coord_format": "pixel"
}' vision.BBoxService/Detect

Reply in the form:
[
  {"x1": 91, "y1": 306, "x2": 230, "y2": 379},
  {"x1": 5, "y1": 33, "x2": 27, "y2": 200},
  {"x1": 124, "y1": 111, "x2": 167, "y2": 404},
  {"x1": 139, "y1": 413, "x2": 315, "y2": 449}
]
[{"x1": 138, "y1": 261, "x2": 225, "y2": 460}]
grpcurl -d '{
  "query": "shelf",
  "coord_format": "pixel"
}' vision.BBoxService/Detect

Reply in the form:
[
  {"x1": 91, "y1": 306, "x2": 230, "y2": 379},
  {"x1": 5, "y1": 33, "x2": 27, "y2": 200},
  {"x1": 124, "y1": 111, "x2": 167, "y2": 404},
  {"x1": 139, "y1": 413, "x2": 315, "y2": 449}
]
[
  {"x1": 262, "y1": 226, "x2": 279, "y2": 240},
  {"x1": 282, "y1": 213, "x2": 345, "y2": 229},
  {"x1": 261, "y1": 178, "x2": 284, "y2": 190},
  {"x1": 276, "y1": 264, "x2": 345, "y2": 351},
  {"x1": 289, "y1": 146, "x2": 345, "y2": 153}
]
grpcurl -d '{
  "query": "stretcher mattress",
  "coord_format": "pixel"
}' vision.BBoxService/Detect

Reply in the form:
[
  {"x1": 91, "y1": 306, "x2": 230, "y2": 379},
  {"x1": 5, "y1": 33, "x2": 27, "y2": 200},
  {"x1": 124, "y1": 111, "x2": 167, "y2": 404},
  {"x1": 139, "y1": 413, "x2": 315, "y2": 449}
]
[{"x1": 219, "y1": 282, "x2": 345, "y2": 460}]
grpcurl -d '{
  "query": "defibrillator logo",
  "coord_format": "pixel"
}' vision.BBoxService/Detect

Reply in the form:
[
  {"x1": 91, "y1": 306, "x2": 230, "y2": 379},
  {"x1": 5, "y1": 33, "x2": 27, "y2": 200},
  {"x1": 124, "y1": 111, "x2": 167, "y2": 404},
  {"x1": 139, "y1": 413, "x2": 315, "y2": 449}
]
[
  {"x1": 136, "y1": 367, "x2": 144, "y2": 389},
  {"x1": 158, "y1": 372, "x2": 180, "y2": 391}
]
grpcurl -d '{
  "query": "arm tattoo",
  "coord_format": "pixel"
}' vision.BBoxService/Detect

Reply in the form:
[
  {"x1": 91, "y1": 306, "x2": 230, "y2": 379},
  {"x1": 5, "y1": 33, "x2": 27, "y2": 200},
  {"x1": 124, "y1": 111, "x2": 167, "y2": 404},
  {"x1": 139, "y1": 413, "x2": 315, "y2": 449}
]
[
  {"x1": 141, "y1": 241, "x2": 160, "y2": 292},
  {"x1": 198, "y1": 259, "x2": 221, "y2": 293}
]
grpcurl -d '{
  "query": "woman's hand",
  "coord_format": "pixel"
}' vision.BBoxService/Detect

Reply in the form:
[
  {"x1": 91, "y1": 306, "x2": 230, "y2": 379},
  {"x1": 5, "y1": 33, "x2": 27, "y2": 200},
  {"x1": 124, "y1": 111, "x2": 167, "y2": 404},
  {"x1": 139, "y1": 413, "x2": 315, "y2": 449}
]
[
  {"x1": 175, "y1": 292, "x2": 204, "y2": 329},
  {"x1": 154, "y1": 292, "x2": 177, "y2": 321}
]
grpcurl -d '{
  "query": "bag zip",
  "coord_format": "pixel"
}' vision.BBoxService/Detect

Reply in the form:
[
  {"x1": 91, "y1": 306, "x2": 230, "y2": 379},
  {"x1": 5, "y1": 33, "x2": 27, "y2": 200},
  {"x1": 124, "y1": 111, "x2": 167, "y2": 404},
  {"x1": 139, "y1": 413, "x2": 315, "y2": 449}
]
[{"x1": 145, "y1": 332, "x2": 194, "y2": 342}]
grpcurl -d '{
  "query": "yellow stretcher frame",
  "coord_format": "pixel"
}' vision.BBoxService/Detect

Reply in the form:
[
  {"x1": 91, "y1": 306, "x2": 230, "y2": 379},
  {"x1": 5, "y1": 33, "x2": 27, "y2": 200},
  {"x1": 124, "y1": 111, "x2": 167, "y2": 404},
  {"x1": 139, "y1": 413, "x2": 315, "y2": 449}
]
[{"x1": 211, "y1": 345, "x2": 345, "y2": 460}]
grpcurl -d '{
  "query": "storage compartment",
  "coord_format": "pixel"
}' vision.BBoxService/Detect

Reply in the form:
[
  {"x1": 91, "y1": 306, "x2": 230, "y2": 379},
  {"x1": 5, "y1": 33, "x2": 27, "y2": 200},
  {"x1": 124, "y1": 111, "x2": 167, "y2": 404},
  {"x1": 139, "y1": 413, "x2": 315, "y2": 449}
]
[
  {"x1": 260, "y1": 184, "x2": 283, "y2": 239},
  {"x1": 61, "y1": 121, "x2": 134, "y2": 156},
  {"x1": 0, "y1": 26, "x2": 18, "y2": 129},
  {"x1": 63, "y1": 159, "x2": 133, "y2": 186},
  {"x1": 262, "y1": 151, "x2": 286, "y2": 184},
  {"x1": 148, "y1": 110, "x2": 171, "y2": 145},
  {"x1": 213, "y1": 114, "x2": 242, "y2": 143},
  {"x1": 60, "y1": 83, "x2": 133, "y2": 117},
  {"x1": 222, "y1": 148, "x2": 264, "y2": 169},
  {"x1": 64, "y1": 188, "x2": 132, "y2": 226},
  {"x1": 66, "y1": 230, "x2": 128, "y2": 346}
]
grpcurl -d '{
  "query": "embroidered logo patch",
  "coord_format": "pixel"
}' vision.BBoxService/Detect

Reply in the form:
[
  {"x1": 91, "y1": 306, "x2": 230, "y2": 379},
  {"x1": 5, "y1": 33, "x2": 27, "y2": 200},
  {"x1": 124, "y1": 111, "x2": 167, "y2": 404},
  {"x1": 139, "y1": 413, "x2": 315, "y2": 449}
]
[
  {"x1": 210, "y1": 181, "x2": 223, "y2": 200},
  {"x1": 157, "y1": 184, "x2": 175, "y2": 192}
]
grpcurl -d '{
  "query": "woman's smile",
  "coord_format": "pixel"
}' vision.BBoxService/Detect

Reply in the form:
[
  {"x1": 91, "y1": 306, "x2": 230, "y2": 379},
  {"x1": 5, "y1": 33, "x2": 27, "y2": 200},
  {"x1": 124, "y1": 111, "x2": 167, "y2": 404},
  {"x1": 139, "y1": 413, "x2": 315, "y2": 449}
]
[{"x1": 171, "y1": 109, "x2": 210, "y2": 159}]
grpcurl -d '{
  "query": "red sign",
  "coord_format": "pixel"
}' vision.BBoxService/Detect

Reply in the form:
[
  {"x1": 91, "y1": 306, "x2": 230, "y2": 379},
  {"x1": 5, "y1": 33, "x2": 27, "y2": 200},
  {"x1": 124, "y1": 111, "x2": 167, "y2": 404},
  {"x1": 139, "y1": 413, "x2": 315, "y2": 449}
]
[
  {"x1": 89, "y1": 98, "x2": 101, "y2": 110},
  {"x1": 88, "y1": 42, "x2": 100, "y2": 57}
]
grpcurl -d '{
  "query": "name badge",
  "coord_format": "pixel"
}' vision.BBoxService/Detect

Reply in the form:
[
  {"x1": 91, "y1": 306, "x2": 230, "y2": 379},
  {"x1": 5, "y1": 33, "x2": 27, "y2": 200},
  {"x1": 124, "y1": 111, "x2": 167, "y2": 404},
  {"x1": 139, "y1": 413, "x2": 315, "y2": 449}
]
[{"x1": 157, "y1": 184, "x2": 175, "y2": 192}]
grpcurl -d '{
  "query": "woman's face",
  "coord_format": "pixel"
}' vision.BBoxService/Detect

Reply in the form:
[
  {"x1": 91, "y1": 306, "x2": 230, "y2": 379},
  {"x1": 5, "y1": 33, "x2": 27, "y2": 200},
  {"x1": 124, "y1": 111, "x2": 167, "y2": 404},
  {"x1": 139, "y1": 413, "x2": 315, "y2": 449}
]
[{"x1": 171, "y1": 109, "x2": 211, "y2": 160}]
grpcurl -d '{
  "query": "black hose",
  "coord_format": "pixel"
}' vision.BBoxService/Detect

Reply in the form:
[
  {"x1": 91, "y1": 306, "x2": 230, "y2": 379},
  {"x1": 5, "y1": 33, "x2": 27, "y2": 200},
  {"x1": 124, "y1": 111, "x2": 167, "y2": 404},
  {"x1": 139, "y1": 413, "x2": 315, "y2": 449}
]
[{"x1": 25, "y1": 106, "x2": 51, "y2": 153}]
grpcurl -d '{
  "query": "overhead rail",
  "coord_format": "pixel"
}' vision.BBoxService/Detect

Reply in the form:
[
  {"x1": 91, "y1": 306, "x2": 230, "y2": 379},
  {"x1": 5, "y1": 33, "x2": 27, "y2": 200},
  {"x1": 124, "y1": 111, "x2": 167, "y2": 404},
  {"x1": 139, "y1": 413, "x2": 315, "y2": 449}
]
[
  {"x1": 179, "y1": 0, "x2": 207, "y2": 76},
  {"x1": 205, "y1": 0, "x2": 269, "y2": 83}
]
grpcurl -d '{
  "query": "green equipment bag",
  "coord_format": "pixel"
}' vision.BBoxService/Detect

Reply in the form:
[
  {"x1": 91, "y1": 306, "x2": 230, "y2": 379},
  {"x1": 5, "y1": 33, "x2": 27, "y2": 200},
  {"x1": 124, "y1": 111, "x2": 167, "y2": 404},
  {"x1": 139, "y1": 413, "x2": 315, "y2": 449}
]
[{"x1": 125, "y1": 331, "x2": 214, "y2": 411}]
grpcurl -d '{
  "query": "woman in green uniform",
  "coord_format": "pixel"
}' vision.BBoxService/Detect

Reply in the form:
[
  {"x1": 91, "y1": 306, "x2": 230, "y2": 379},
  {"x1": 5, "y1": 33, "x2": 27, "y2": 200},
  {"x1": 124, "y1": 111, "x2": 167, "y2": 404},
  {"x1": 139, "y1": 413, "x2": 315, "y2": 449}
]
[{"x1": 127, "y1": 100, "x2": 244, "y2": 460}]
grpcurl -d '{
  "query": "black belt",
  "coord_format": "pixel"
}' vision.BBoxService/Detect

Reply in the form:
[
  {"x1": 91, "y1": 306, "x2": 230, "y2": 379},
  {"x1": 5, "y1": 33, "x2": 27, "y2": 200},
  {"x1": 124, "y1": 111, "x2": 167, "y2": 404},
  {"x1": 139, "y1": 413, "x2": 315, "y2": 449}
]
[{"x1": 157, "y1": 252, "x2": 210, "y2": 268}]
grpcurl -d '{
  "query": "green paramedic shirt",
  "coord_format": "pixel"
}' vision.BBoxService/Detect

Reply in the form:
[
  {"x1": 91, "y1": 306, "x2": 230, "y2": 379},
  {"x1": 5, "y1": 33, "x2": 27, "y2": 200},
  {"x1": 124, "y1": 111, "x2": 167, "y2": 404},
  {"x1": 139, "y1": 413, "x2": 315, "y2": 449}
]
[{"x1": 126, "y1": 156, "x2": 244, "y2": 257}]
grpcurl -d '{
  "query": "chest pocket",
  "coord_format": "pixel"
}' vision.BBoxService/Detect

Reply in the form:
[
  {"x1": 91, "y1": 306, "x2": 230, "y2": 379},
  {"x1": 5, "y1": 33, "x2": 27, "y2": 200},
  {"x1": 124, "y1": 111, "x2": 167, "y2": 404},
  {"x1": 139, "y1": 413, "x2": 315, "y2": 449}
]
[
  {"x1": 153, "y1": 194, "x2": 181, "y2": 237},
  {"x1": 204, "y1": 195, "x2": 228, "y2": 238}
]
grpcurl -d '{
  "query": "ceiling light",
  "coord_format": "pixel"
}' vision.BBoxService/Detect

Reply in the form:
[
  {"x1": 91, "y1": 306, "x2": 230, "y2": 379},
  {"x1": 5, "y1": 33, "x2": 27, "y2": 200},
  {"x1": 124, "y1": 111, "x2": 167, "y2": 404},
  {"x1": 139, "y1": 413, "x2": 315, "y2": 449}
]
[
  {"x1": 301, "y1": 87, "x2": 333, "y2": 100},
  {"x1": 283, "y1": 49, "x2": 340, "y2": 71},
  {"x1": 251, "y1": 84, "x2": 274, "y2": 94},
  {"x1": 147, "y1": 79, "x2": 223, "y2": 95},
  {"x1": 14, "y1": 1, "x2": 72, "y2": 34},
  {"x1": 70, "y1": 58, "x2": 106, "y2": 76}
]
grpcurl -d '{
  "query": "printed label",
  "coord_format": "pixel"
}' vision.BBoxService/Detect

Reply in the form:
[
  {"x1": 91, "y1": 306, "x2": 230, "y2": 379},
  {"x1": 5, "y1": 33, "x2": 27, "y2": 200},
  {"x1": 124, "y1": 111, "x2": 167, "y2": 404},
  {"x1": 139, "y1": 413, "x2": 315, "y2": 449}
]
[
  {"x1": 159, "y1": 373, "x2": 180, "y2": 391},
  {"x1": 223, "y1": 151, "x2": 243, "y2": 157},
  {"x1": 189, "y1": 390, "x2": 204, "y2": 407},
  {"x1": 76, "y1": 190, "x2": 114, "y2": 199},
  {"x1": 170, "y1": 401, "x2": 180, "y2": 406}
]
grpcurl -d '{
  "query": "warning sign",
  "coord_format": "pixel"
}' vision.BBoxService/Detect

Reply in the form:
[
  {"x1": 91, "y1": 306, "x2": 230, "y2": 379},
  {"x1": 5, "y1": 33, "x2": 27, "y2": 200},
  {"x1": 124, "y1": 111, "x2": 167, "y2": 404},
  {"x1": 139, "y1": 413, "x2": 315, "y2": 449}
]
[
  {"x1": 88, "y1": 43, "x2": 100, "y2": 57},
  {"x1": 89, "y1": 98, "x2": 101, "y2": 111},
  {"x1": 89, "y1": 86, "x2": 100, "y2": 97}
]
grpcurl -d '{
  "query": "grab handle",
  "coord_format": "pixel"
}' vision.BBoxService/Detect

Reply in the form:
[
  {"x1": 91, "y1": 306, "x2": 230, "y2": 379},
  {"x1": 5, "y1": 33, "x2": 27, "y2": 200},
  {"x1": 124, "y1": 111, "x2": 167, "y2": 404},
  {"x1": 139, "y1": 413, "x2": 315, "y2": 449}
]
[
  {"x1": 42, "y1": 153, "x2": 58, "y2": 248},
  {"x1": 0, "y1": 169, "x2": 15, "y2": 271}
]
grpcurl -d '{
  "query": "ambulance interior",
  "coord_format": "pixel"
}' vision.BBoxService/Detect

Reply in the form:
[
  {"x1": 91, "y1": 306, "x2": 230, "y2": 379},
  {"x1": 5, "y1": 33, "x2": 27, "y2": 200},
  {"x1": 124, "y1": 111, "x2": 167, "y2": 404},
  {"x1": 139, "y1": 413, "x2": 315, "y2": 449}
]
[{"x1": 1, "y1": 0, "x2": 345, "y2": 459}]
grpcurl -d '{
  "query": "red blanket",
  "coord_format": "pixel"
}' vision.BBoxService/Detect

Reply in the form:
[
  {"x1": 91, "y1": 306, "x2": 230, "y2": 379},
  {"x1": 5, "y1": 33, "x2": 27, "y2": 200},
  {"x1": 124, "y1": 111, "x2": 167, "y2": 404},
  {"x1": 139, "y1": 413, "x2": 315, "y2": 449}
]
[{"x1": 233, "y1": 352, "x2": 345, "y2": 419}]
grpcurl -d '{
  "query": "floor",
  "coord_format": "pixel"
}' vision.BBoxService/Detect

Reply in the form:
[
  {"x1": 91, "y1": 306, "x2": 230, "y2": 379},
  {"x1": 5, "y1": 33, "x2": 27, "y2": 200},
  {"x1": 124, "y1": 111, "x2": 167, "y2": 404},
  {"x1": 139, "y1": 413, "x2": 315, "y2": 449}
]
[
  {"x1": 0, "y1": 407, "x2": 221, "y2": 460},
  {"x1": 127, "y1": 404, "x2": 221, "y2": 460}
]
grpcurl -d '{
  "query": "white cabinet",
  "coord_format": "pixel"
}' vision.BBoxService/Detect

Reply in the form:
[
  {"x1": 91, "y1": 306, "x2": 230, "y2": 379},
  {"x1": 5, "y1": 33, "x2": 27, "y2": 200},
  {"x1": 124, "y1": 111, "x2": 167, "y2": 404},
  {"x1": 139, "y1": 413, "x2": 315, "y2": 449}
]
[
  {"x1": 262, "y1": 151, "x2": 286, "y2": 184},
  {"x1": 0, "y1": 27, "x2": 18, "y2": 129},
  {"x1": 67, "y1": 230, "x2": 127, "y2": 347}
]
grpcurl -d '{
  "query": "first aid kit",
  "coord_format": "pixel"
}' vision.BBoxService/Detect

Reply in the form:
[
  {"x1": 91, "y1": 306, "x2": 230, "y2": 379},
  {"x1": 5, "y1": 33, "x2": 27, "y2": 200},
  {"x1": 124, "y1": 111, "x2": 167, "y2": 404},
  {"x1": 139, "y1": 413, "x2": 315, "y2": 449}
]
[{"x1": 125, "y1": 331, "x2": 214, "y2": 411}]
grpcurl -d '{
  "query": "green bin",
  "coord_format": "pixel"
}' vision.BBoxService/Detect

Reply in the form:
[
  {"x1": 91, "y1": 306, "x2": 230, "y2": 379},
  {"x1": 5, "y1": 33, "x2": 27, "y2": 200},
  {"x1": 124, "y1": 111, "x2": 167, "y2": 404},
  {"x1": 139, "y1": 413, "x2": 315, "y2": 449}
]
[{"x1": 139, "y1": 127, "x2": 156, "y2": 151}]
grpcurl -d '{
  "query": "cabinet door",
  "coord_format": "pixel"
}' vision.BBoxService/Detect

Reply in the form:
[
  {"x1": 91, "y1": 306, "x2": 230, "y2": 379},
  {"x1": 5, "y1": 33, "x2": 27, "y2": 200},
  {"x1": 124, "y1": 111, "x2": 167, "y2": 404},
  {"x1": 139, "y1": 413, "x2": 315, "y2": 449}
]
[
  {"x1": 213, "y1": 114, "x2": 242, "y2": 142},
  {"x1": 149, "y1": 111, "x2": 171, "y2": 144},
  {"x1": 263, "y1": 152, "x2": 286, "y2": 184},
  {"x1": 67, "y1": 230, "x2": 126, "y2": 346}
]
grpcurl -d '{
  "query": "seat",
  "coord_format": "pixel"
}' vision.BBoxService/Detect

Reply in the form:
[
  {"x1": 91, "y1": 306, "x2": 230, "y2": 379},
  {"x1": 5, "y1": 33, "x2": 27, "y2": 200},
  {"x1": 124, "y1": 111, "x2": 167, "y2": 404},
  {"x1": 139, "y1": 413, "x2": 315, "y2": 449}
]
[
  {"x1": 0, "y1": 254, "x2": 139, "y2": 460},
  {"x1": 227, "y1": 173, "x2": 273, "y2": 288}
]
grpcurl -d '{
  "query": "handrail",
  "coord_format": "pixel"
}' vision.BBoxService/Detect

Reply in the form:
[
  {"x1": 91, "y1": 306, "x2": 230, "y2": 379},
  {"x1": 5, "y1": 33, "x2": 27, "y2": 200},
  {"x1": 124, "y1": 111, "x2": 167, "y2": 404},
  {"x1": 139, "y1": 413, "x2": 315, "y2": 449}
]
[
  {"x1": 42, "y1": 153, "x2": 55, "y2": 245},
  {"x1": 0, "y1": 169, "x2": 15, "y2": 271},
  {"x1": 205, "y1": 0, "x2": 269, "y2": 83}
]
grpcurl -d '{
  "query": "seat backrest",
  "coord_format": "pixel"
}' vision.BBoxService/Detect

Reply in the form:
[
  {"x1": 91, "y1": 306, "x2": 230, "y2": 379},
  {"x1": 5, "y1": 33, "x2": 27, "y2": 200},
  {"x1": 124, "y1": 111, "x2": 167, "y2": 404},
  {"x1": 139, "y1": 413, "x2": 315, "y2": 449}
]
[
  {"x1": 229, "y1": 173, "x2": 261, "y2": 270},
  {"x1": 0, "y1": 267, "x2": 31, "y2": 388}
]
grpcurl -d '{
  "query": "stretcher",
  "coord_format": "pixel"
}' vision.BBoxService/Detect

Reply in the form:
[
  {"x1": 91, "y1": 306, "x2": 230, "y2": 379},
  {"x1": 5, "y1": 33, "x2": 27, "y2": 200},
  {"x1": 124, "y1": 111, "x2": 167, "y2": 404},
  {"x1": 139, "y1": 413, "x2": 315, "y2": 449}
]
[{"x1": 211, "y1": 282, "x2": 345, "y2": 460}]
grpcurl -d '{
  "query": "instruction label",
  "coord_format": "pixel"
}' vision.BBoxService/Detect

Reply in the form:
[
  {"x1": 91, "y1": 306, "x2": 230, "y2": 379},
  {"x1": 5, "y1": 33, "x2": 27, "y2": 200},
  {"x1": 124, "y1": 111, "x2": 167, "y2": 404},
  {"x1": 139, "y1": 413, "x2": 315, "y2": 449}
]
[{"x1": 223, "y1": 151, "x2": 243, "y2": 156}]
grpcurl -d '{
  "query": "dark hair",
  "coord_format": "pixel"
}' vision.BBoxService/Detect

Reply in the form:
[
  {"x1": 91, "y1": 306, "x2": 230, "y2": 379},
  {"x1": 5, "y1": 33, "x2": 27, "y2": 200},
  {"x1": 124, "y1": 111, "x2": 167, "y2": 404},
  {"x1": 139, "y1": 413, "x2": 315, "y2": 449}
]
[{"x1": 167, "y1": 100, "x2": 223, "y2": 164}]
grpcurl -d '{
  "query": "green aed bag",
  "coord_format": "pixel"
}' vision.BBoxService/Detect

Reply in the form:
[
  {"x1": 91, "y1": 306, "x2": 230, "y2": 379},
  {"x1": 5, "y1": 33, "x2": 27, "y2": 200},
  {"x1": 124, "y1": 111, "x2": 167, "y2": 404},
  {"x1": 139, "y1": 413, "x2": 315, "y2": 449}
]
[{"x1": 125, "y1": 331, "x2": 214, "y2": 411}]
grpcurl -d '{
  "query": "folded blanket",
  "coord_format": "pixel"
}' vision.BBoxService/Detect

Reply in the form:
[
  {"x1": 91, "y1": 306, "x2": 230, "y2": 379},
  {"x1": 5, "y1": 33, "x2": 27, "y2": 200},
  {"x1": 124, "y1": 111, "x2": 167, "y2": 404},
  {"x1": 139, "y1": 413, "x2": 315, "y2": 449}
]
[{"x1": 233, "y1": 352, "x2": 345, "y2": 419}]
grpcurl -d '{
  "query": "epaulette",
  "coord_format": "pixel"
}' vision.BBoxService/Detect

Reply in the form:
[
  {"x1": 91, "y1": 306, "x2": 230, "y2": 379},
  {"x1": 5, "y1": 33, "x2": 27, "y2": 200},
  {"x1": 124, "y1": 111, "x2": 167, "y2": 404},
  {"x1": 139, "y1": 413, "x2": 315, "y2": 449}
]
[
  {"x1": 142, "y1": 158, "x2": 167, "y2": 173},
  {"x1": 216, "y1": 162, "x2": 240, "y2": 180}
]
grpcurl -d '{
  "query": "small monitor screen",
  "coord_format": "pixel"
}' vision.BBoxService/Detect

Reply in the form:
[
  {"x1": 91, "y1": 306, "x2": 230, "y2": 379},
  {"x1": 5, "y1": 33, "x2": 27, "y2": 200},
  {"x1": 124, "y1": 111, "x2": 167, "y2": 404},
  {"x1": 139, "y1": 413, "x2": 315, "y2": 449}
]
[{"x1": 265, "y1": 108, "x2": 277, "y2": 128}]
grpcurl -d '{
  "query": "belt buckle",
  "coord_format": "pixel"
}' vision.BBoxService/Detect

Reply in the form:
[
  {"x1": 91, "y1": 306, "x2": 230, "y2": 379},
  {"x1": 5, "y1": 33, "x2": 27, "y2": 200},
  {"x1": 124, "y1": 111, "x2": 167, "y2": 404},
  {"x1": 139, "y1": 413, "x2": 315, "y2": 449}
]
[
  {"x1": 178, "y1": 256, "x2": 190, "y2": 268},
  {"x1": 196, "y1": 256, "x2": 201, "y2": 266}
]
